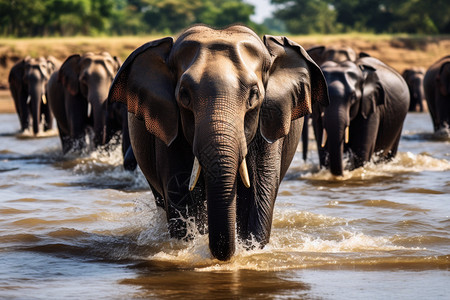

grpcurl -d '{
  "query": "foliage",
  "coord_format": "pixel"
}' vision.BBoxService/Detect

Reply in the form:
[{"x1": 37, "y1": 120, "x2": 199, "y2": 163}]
[
  {"x1": 0, "y1": 0, "x2": 449, "y2": 36},
  {"x1": 271, "y1": 0, "x2": 450, "y2": 34},
  {"x1": 0, "y1": 0, "x2": 259, "y2": 36}
]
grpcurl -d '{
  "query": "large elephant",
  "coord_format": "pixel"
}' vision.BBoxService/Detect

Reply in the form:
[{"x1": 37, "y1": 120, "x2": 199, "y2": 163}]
[
  {"x1": 403, "y1": 67, "x2": 426, "y2": 112},
  {"x1": 424, "y1": 55, "x2": 450, "y2": 139},
  {"x1": 108, "y1": 25, "x2": 329, "y2": 260},
  {"x1": 312, "y1": 57, "x2": 409, "y2": 176},
  {"x1": 47, "y1": 52, "x2": 121, "y2": 153},
  {"x1": 8, "y1": 56, "x2": 60, "y2": 134}
]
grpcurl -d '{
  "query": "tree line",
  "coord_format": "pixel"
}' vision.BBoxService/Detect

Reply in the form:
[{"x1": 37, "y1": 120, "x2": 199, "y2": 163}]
[
  {"x1": 273, "y1": 0, "x2": 450, "y2": 34},
  {"x1": 0, "y1": 0, "x2": 449, "y2": 37}
]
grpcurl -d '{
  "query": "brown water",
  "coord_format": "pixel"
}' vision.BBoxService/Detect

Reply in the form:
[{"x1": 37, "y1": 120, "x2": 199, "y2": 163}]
[{"x1": 0, "y1": 112, "x2": 449, "y2": 299}]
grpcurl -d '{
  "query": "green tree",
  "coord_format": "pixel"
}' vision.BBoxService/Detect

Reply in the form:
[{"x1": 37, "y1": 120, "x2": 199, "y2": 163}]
[
  {"x1": 271, "y1": 0, "x2": 450, "y2": 34},
  {"x1": 271, "y1": 0, "x2": 338, "y2": 34}
]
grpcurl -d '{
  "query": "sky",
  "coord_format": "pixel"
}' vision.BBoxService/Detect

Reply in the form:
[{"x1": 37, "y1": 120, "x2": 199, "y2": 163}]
[{"x1": 244, "y1": 0, "x2": 276, "y2": 23}]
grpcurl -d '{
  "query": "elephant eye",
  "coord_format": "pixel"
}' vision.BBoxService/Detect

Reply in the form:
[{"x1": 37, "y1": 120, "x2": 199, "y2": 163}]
[
  {"x1": 178, "y1": 86, "x2": 190, "y2": 107},
  {"x1": 248, "y1": 85, "x2": 259, "y2": 108}
]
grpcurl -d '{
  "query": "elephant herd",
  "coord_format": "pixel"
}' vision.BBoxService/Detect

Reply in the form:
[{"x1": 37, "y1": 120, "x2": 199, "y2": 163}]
[
  {"x1": 9, "y1": 52, "x2": 136, "y2": 170},
  {"x1": 8, "y1": 25, "x2": 450, "y2": 261}
]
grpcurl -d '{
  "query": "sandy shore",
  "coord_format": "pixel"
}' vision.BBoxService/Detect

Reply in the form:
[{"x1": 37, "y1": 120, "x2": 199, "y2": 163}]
[{"x1": 0, "y1": 90, "x2": 15, "y2": 113}]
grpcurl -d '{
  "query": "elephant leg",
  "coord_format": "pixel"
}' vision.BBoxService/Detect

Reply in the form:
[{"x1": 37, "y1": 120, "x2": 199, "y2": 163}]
[
  {"x1": 158, "y1": 136, "x2": 206, "y2": 239},
  {"x1": 42, "y1": 102, "x2": 53, "y2": 131},
  {"x1": 56, "y1": 124, "x2": 72, "y2": 154},
  {"x1": 312, "y1": 113, "x2": 328, "y2": 168},
  {"x1": 301, "y1": 115, "x2": 309, "y2": 161},
  {"x1": 383, "y1": 128, "x2": 402, "y2": 161},
  {"x1": 129, "y1": 116, "x2": 205, "y2": 239},
  {"x1": 123, "y1": 146, "x2": 137, "y2": 171},
  {"x1": 19, "y1": 92, "x2": 30, "y2": 132},
  {"x1": 349, "y1": 114, "x2": 379, "y2": 168},
  {"x1": 436, "y1": 94, "x2": 450, "y2": 129},
  {"x1": 65, "y1": 94, "x2": 88, "y2": 151}
]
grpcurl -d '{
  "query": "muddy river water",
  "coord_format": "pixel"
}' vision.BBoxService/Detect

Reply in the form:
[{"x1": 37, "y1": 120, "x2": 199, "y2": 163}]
[{"x1": 0, "y1": 111, "x2": 448, "y2": 299}]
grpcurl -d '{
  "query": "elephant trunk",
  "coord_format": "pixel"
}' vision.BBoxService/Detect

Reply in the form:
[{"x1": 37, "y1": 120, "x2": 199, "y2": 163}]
[
  {"x1": 194, "y1": 120, "x2": 245, "y2": 261},
  {"x1": 27, "y1": 76, "x2": 44, "y2": 135},
  {"x1": 88, "y1": 93, "x2": 108, "y2": 147},
  {"x1": 324, "y1": 108, "x2": 348, "y2": 176},
  {"x1": 412, "y1": 77, "x2": 425, "y2": 111}
]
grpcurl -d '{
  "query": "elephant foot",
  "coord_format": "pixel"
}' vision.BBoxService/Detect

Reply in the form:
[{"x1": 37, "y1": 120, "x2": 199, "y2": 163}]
[
  {"x1": 434, "y1": 126, "x2": 450, "y2": 141},
  {"x1": 166, "y1": 172, "x2": 207, "y2": 239}
]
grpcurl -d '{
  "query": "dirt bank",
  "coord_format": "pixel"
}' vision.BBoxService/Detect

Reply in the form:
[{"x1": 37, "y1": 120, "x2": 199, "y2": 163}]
[{"x1": 1, "y1": 34, "x2": 449, "y2": 113}]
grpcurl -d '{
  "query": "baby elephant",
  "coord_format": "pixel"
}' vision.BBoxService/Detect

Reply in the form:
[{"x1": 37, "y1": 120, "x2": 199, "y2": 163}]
[
  {"x1": 9, "y1": 56, "x2": 60, "y2": 135},
  {"x1": 313, "y1": 56, "x2": 410, "y2": 176},
  {"x1": 402, "y1": 67, "x2": 426, "y2": 112}
]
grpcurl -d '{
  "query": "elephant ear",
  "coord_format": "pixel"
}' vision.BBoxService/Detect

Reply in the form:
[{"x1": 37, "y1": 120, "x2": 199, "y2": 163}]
[
  {"x1": 46, "y1": 56, "x2": 59, "y2": 75},
  {"x1": 261, "y1": 35, "x2": 329, "y2": 143},
  {"x1": 59, "y1": 54, "x2": 81, "y2": 96},
  {"x1": 306, "y1": 45, "x2": 325, "y2": 65},
  {"x1": 101, "y1": 52, "x2": 121, "y2": 80},
  {"x1": 360, "y1": 64, "x2": 385, "y2": 119},
  {"x1": 437, "y1": 62, "x2": 450, "y2": 96},
  {"x1": 8, "y1": 58, "x2": 26, "y2": 85},
  {"x1": 108, "y1": 37, "x2": 178, "y2": 146}
]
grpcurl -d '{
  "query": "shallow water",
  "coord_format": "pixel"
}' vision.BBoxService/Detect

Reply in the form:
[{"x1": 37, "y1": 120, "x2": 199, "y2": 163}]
[{"x1": 0, "y1": 112, "x2": 449, "y2": 299}]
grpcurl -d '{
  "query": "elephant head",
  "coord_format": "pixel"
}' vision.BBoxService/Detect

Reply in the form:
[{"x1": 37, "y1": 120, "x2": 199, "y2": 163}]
[
  {"x1": 316, "y1": 60, "x2": 384, "y2": 176},
  {"x1": 307, "y1": 45, "x2": 357, "y2": 66},
  {"x1": 109, "y1": 25, "x2": 328, "y2": 260},
  {"x1": 8, "y1": 56, "x2": 59, "y2": 134},
  {"x1": 402, "y1": 67, "x2": 426, "y2": 112},
  {"x1": 59, "y1": 52, "x2": 121, "y2": 146}
]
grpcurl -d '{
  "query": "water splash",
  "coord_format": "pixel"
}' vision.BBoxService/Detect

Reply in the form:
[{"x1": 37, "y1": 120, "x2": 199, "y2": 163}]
[{"x1": 300, "y1": 151, "x2": 450, "y2": 182}]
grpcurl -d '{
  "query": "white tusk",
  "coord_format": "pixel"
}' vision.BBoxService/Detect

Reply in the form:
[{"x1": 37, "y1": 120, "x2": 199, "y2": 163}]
[
  {"x1": 189, "y1": 157, "x2": 201, "y2": 191},
  {"x1": 345, "y1": 126, "x2": 349, "y2": 144},
  {"x1": 26, "y1": 95, "x2": 31, "y2": 105},
  {"x1": 321, "y1": 129, "x2": 328, "y2": 148},
  {"x1": 41, "y1": 94, "x2": 47, "y2": 105},
  {"x1": 239, "y1": 158, "x2": 251, "y2": 188}
]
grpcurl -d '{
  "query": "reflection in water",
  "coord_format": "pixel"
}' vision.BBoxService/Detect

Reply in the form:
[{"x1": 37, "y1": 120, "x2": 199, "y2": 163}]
[{"x1": 122, "y1": 267, "x2": 310, "y2": 299}]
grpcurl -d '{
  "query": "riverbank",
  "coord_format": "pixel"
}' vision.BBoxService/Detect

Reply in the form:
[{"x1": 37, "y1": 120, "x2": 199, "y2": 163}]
[
  {"x1": 1, "y1": 33, "x2": 449, "y2": 102},
  {"x1": 0, "y1": 90, "x2": 15, "y2": 113}
]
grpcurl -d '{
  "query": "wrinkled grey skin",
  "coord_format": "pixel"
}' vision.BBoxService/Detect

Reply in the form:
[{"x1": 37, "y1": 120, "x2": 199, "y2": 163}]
[
  {"x1": 109, "y1": 25, "x2": 329, "y2": 261},
  {"x1": 302, "y1": 45, "x2": 358, "y2": 161},
  {"x1": 8, "y1": 56, "x2": 60, "y2": 134},
  {"x1": 313, "y1": 57, "x2": 409, "y2": 176},
  {"x1": 402, "y1": 67, "x2": 426, "y2": 112},
  {"x1": 47, "y1": 52, "x2": 121, "y2": 153},
  {"x1": 424, "y1": 56, "x2": 450, "y2": 139}
]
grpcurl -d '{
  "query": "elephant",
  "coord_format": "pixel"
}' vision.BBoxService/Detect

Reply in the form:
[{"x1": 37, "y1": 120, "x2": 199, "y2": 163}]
[
  {"x1": 307, "y1": 45, "x2": 357, "y2": 66},
  {"x1": 312, "y1": 56, "x2": 410, "y2": 176},
  {"x1": 402, "y1": 67, "x2": 427, "y2": 112},
  {"x1": 424, "y1": 55, "x2": 450, "y2": 139},
  {"x1": 8, "y1": 56, "x2": 60, "y2": 134},
  {"x1": 47, "y1": 52, "x2": 122, "y2": 153},
  {"x1": 300, "y1": 45, "x2": 358, "y2": 160},
  {"x1": 108, "y1": 25, "x2": 329, "y2": 261}
]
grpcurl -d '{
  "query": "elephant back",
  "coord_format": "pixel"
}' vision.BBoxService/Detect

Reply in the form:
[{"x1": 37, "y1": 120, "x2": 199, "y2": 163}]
[{"x1": 357, "y1": 56, "x2": 409, "y2": 104}]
